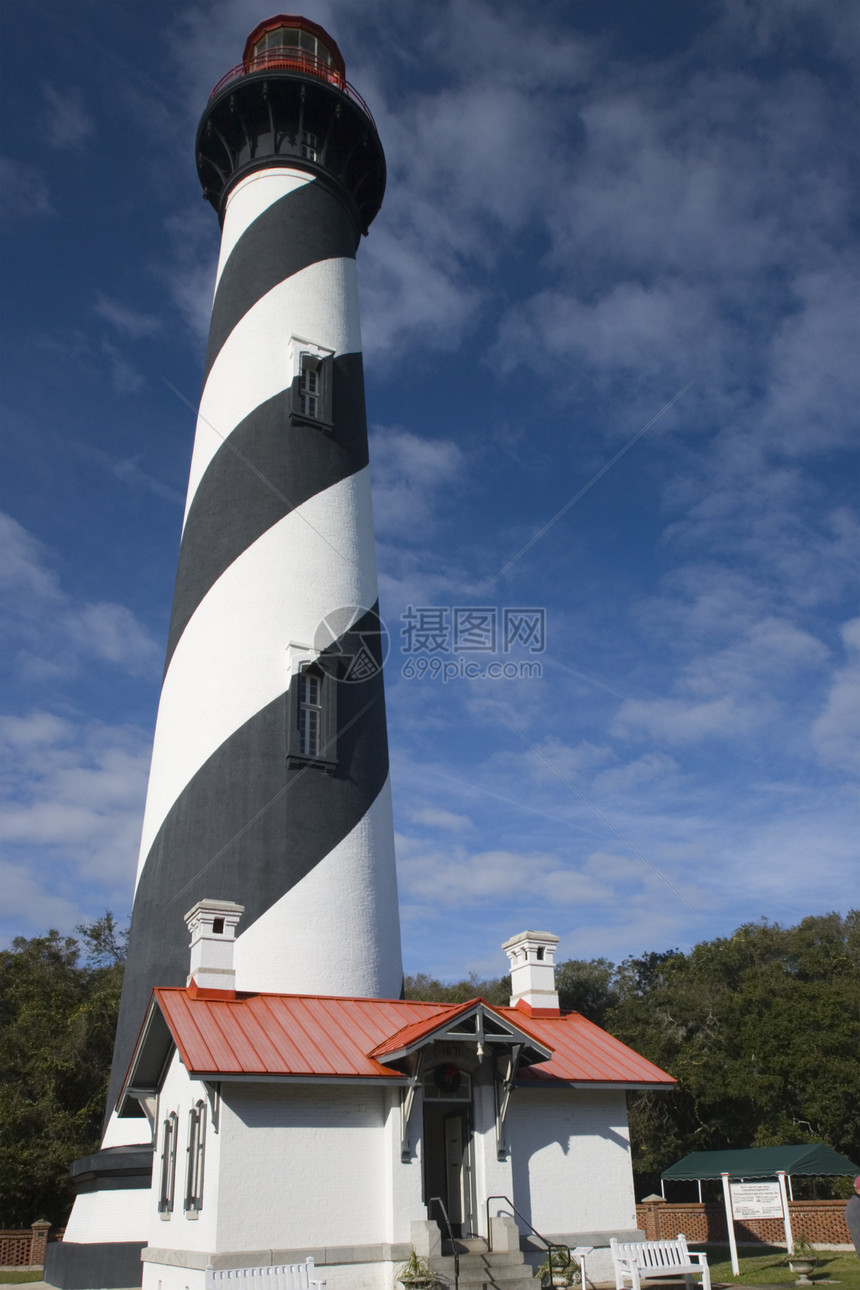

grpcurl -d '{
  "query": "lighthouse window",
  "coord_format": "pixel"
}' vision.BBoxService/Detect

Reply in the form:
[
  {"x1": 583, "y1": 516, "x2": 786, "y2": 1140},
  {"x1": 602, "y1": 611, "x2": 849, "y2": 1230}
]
[
  {"x1": 301, "y1": 130, "x2": 319, "y2": 162},
  {"x1": 287, "y1": 660, "x2": 337, "y2": 770},
  {"x1": 290, "y1": 345, "x2": 333, "y2": 429},
  {"x1": 299, "y1": 356, "x2": 320, "y2": 417},
  {"x1": 298, "y1": 670, "x2": 321, "y2": 757},
  {"x1": 184, "y1": 1100, "x2": 206, "y2": 1215},
  {"x1": 252, "y1": 26, "x2": 334, "y2": 67}
]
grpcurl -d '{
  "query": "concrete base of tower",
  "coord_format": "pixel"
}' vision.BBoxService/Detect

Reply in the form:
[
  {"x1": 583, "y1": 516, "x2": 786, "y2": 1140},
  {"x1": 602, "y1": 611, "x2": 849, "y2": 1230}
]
[
  {"x1": 43, "y1": 1238, "x2": 145, "y2": 1290},
  {"x1": 42, "y1": 1145, "x2": 152, "y2": 1288}
]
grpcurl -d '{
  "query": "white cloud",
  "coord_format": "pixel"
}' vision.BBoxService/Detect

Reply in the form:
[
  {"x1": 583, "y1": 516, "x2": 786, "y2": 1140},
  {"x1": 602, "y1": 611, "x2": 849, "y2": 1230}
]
[
  {"x1": 82, "y1": 447, "x2": 185, "y2": 505},
  {"x1": 410, "y1": 806, "x2": 473, "y2": 833},
  {"x1": 95, "y1": 294, "x2": 160, "y2": 338},
  {"x1": 612, "y1": 694, "x2": 752, "y2": 746},
  {"x1": 0, "y1": 511, "x2": 161, "y2": 682},
  {"x1": 42, "y1": 84, "x2": 93, "y2": 149},
  {"x1": 812, "y1": 617, "x2": 860, "y2": 774},
  {"x1": 397, "y1": 838, "x2": 616, "y2": 910},
  {"x1": 161, "y1": 205, "x2": 218, "y2": 342},
  {"x1": 101, "y1": 339, "x2": 146, "y2": 394},
  {"x1": 0, "y1": 156, "x2": 52, "y2": 218},
  {"x1": 760, "y1": 268, "x2": 860, "y2": 454},
  {"x1": 0, "y1": 712, "x2": 149, "y2": 943},
  {"x1": 369, "y1": 425, "x2": 464, "y2": 538}
]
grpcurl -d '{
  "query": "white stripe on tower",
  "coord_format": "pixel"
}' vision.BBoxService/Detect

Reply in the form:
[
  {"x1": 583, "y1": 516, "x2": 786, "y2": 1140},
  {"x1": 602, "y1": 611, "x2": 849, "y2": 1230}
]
[{"x1": 105, "y1": 65, "x2": 400, "y2": 1121}]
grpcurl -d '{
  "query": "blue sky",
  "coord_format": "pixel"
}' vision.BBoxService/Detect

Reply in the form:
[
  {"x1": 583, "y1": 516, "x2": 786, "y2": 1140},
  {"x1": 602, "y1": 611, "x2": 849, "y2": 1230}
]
[{"x1": 1, "y1": 0, "x2": 858, "y2": 982}]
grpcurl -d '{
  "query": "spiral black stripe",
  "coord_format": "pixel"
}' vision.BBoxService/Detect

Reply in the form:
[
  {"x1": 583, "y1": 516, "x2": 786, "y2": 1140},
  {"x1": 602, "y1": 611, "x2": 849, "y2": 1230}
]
[
  {"x1": 164, "y1": 353, "x2": 369, "y2": 672},
  {"x1": 203, "y1": 181, "x2": 358, "y2": 384},
  {"x1": 108, "y1": 606, "x2": 390, "y2": 1115}
]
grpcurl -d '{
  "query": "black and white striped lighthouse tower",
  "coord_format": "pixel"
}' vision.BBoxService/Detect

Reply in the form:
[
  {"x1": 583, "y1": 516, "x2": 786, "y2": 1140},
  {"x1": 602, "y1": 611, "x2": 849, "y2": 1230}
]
[{"x1": 50, "y1": 18, "x2": 402, "y2": 1285}]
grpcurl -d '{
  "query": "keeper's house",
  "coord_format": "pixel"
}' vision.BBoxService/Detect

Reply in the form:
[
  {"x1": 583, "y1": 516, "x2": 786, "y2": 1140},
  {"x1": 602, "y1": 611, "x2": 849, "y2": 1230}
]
[{"x1": 120, "y1": 907, "x2": 674, "y2": 1290}]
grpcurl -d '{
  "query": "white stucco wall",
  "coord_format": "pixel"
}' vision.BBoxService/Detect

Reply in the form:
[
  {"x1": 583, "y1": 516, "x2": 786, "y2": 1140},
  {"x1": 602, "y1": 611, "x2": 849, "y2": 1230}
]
[
  {"x1": 507, "y1": 1087, "x2": 638, "y2": 1235},
  {"x1": 215, "y1": 1082, "x2": 396, "y2": 1249},
  {"x1": 144, "y1": 1055, "x2": 223, "y2": 1256}
]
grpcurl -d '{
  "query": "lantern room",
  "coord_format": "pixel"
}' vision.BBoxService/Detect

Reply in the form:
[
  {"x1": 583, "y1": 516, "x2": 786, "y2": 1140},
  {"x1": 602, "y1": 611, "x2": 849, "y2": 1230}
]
[{"x1": 242, "y1": 14, "x2": 346, "y2": 84}]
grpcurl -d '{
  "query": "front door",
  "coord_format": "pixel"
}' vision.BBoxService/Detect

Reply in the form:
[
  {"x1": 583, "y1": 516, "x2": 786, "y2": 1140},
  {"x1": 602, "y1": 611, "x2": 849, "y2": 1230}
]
[
  {"x1": 423, "y1": 1104, "x2": 473, "y2": 1237},
  {"x1": 444, "y1": 1111, "x2": 468, "y2": 1230}
]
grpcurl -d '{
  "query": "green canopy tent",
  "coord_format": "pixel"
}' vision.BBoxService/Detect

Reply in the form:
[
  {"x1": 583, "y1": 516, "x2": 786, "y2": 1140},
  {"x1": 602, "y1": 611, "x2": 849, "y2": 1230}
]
[
  {"x1": 661, "y1": 1145, "x2": 860, "y2": 1275},
  {"x1": 662, "y1": 1143, "x2": 859, "y2": 1186}
]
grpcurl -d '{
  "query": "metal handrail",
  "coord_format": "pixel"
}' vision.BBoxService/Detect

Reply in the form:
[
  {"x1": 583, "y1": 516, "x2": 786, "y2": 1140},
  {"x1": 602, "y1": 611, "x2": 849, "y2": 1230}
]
[
  {"x1": 429, "y1": 1196, "x2": 459, "y2": 1290},
  {"x1": 486, "y1": 1194, "x2": 572, "y2": 1279},
  {"x1": 209, "y1": 50, "x2": 377, "y2": 127}
]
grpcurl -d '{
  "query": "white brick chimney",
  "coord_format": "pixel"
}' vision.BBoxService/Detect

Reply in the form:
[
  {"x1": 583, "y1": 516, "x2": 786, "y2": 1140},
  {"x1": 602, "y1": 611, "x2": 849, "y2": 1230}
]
[
  {"x1": 502, "y1": 930, "x2": 560, "y2": 1012},
  {"x1": 184, "y1": 898, "x2": 244, "y2": 992}
]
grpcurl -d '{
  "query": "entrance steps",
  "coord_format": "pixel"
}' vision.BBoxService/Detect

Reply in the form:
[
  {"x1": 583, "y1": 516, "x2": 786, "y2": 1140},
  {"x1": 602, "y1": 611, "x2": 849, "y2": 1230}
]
[{"x1": 432, "y1": 1243, "x2": 537, "y2": 1290}]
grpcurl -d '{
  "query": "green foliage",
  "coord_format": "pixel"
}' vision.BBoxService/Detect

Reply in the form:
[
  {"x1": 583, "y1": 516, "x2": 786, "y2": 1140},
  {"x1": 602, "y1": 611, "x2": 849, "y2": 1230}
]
[
  {"x1": 607, "y1": 912, "x2": 860, "y2": 1191},
  {"x1": 787, "y1": 1237, "x2": 817, "y2": 1262},
  {"x1": 404, "y1": 971, "x2": 511, "y2": 1007},
  {"x1": 0, "y1": 915, "x2": 126, "y2": 1227},
  {"x1": 537, "y1": 1246, "x2": 580, "y2": 1285},
  {"x1": 397, "y1": 1250, "x2": 436, "y2": 1283},
  {"x1": 555, "y1": 957, "x2": 618, "y2": 1026}
]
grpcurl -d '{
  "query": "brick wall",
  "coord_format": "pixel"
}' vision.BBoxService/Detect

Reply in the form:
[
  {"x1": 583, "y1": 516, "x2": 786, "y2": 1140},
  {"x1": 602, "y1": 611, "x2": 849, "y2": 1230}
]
[
  {"x1": 635, "y1": 1199, "x2": 852, "y2": 1246},
  {"x1": 0, "y1": 1220, "x2": 52, "y2": 1269}
]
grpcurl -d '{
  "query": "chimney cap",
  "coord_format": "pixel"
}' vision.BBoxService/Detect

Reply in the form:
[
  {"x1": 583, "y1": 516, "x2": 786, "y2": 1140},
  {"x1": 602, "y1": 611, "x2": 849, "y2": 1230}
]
[
  {"x1": 184, "y1": 898, "x2": 245, "y2": 925},
  {"x1": 501, "y1": 930, "x2": 560, "y2": 951}
]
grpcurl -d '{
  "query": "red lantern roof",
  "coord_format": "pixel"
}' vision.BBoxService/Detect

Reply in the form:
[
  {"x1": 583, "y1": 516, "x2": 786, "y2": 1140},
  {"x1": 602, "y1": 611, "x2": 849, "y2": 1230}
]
[{"x1": 243, "y1": 15, "x2": 346, "y2": 80}]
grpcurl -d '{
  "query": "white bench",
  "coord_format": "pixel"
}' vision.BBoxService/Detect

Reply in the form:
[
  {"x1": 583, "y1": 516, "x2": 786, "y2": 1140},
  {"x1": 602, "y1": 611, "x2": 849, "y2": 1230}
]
[
  {"x1": 205, "y1": 1257, "x2": 326, "y2": 1290},
  {"x1": 610, "y1": 1236, "x2": 711, "y2": 1290}
]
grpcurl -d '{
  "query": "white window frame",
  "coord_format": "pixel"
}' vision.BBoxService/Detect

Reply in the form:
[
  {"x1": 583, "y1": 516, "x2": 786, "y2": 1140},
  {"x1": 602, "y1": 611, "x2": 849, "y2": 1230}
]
[
  {"x1": 298, "y1": 668, "x2": 322, "y2": 757},
  {"x1": 285, "y1": 642, "x2": 337, "y2": 772},
  {"x1": 287, "y1": 335, "x2": 334, "y2": 429}
]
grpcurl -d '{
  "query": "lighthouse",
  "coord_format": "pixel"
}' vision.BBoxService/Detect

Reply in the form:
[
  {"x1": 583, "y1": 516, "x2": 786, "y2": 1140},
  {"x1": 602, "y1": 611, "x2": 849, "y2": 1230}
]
[
  {"x1": 106, "y1": 7, "x2": 403, "y2": 1116},
  {"x1": 48, "y1": 18, "x2": 402, "y2": 1286}
]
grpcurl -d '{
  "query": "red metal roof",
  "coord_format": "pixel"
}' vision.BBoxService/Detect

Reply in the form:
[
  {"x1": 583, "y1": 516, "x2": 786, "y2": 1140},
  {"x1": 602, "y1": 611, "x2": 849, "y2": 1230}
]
[
  {"x1": 144, "y1": 987, "x2": 674, "y2": 1087},
  {"x1": 503, "y1": 1007, "x2": 672, "y2": 1085}
]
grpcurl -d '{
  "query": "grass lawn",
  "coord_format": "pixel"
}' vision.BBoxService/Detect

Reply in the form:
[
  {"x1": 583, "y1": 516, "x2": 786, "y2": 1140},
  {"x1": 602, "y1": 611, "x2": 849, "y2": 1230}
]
[
  {"x1": 703, "y1": 1245, "x2": 860, "y2": 1289},
  {"x1": 0, "y1": 1275, "x2": 43, "y2": 1284}
]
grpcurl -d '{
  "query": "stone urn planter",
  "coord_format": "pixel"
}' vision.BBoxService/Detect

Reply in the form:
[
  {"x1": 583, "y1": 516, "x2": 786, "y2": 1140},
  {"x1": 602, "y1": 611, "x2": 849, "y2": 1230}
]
[
  {"x1": 397, "y1": 1251, "x2": 438, "y2": 1290},
  {"x1": 788, "y1": 1259, "x2": 815, "y2": 1285},
  {"x1": 538, "y1": 1247, "x2": 580, "y2": 1288},
  {"x1": 787, "y1": 1240, "x2": 817, "y2": 1285}
]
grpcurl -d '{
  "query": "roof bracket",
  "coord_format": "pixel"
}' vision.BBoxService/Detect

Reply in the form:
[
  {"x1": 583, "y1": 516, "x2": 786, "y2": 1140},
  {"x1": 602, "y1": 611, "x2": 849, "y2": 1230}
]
[
  {"x1": 401, "y1": 1050, "x2": 425, "y2": 1161},
  {"x1": 203, "y1": 1080, "x2": 221, "y2": 1134},
  {"x1": 495, "y1": 1042, "x2": 522, "y2": 1159}
]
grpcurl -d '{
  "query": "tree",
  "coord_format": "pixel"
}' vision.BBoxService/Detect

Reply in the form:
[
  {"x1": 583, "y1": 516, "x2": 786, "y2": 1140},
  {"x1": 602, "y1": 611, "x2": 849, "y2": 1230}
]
[
  {"x1": 0, "y1": 916, "x2": 126, "y2": 1226},
  {"x1": 607, "y1": 912, "x2": 860, "y2": 1195},
  {"x1": 404, "y1": 971, "x2": 511, "y2": 1007},
  {"x1": 555, "y1": 956, "x2": 619, "y2": 1026}
]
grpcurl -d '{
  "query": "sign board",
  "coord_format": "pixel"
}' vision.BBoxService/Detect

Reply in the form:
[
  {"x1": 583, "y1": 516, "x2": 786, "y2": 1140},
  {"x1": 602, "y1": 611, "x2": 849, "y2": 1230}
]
[{"x1": 729, "y1": 1181, "x2": 784, "y2": 1219}]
